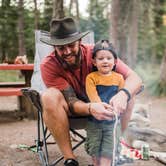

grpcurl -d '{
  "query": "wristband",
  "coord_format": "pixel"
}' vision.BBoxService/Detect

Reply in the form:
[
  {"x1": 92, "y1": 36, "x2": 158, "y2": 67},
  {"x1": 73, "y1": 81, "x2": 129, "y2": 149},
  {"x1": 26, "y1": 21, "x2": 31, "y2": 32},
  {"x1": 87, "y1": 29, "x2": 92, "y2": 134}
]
[
  {"x1": 88, "y1": 103, "x2": 92, "y2": 115},
  {"x1": 119, "y1": 88, "x2": 131, "y2": 102}
]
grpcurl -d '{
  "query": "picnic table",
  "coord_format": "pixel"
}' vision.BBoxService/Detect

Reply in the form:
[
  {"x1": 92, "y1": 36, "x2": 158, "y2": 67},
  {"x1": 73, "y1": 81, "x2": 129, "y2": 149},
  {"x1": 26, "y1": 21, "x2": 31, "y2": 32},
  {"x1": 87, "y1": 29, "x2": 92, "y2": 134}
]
[{"x1": 0, "y1": 64, "x2": 35, "y2": 118}]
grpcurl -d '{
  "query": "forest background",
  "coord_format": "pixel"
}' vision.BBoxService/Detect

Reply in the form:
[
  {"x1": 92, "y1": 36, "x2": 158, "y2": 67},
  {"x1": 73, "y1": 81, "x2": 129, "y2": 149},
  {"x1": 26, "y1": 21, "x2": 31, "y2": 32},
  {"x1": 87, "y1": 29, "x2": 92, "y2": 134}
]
[{"x1": 0, "y1": 0, "x2": 166, "y2": 96}]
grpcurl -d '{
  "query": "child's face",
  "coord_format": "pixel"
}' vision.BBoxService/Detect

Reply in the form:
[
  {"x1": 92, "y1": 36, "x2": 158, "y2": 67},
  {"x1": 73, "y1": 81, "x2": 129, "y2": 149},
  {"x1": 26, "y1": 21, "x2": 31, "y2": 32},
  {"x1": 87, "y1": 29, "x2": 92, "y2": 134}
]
[{"x1": 93, "y1": 50, "x2": 115, "y2": 75}]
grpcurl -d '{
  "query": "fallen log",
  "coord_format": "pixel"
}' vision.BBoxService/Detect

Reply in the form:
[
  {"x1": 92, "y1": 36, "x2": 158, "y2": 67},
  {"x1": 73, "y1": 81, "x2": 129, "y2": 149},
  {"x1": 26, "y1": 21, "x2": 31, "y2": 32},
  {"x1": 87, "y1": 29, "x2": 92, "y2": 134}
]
[
  {"x1": 150, "y1": 151, "x2": 166, "y2": 165},
  {"x1": 125, "y1": 126, "x2": 166, "y2": 152}
]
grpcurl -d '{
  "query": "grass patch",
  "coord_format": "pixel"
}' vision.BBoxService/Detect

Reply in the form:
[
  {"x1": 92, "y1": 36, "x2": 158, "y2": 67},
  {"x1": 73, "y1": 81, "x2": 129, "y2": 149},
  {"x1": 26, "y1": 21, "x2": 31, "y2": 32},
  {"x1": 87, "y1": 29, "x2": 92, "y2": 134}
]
[
  {"x1": 0, "y1": 71, "x2": 24, "y2": 82},
  {"x1": 150, "y1": 81, "x2": 166, "y2": 96},
  {"x1": 135, "y1": 62, "x2": 166, "y2": 96}
]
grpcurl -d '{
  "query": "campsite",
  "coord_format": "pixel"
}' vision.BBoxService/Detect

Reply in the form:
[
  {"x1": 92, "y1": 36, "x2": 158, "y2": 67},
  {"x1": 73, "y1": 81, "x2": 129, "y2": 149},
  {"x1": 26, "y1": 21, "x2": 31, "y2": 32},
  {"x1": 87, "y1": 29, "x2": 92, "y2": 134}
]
[{"x1": 0, "y1": 0, "x2": 166, "y2": 166}]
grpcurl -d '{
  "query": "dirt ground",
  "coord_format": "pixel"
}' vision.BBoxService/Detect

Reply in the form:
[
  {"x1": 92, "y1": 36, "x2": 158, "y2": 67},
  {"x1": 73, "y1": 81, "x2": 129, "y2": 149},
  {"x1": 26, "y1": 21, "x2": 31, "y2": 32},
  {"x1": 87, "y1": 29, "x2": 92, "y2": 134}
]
[{"x1": 0, "y1": 92, "x2": 166, "y2": 166}]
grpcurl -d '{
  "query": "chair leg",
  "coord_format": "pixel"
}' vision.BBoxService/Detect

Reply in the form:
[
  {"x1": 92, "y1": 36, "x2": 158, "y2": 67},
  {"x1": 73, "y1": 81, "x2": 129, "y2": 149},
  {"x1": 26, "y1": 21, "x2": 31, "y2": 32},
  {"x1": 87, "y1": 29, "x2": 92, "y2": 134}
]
[
  {"x1": 37, "y1": 111, "x2": 64, "y2": 166},
  {"x1": 35, "y1": 109, "x2": 86, "y2": 166},
  {"x1": 50, "y1": 129, "x2": 86, "y2": 166},
  {"x1": 36, "y1": 111, "x2": 49, "y2": 166},
  {"x1": 70, "y1": 128, "x2": 86, "y2": 151}
]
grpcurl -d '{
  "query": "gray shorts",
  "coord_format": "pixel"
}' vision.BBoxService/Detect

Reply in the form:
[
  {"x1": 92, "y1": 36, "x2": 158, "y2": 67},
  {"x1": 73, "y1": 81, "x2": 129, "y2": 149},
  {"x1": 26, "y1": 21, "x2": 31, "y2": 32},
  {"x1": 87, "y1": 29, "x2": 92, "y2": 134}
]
[{"x1": 85, "y1": 119, "x2": 121, "y2": 158}]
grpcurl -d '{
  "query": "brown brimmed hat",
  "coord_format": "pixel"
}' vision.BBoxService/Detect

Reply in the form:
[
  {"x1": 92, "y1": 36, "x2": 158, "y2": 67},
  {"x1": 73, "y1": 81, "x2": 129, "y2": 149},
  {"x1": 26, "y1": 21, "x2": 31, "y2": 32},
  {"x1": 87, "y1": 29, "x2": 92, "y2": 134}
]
[{"x1": 40, "y1": 17, "x2": 90, "y2": 46}]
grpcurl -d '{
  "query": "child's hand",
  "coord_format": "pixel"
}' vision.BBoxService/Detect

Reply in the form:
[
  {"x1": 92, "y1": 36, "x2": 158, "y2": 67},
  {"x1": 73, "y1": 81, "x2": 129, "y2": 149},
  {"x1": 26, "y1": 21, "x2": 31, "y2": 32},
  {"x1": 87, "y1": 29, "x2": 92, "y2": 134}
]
[
  {"x1": 90, "y1": 102, "x2": 115, "y2": 121},
  {"x1": 109, "y1": 91, "x2": 128, "y2": 114},
  {"x1": 105, "y1": 104, "x2": 120, "y2": 117}
]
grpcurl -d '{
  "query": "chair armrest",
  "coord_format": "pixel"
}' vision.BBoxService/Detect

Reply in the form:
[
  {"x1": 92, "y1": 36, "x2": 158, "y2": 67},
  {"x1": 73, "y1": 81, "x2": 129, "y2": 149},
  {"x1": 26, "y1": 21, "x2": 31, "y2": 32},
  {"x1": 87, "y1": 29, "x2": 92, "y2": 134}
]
[{"x1": 21, "y1": 88, "x2": 42, "y2": 112}]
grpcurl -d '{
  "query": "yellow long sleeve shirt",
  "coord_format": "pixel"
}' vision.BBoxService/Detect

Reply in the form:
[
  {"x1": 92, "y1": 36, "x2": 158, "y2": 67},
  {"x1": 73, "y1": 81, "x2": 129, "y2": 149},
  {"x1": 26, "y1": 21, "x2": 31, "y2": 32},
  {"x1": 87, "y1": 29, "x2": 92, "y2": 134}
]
[{"x1": 86, "y1": 71, "x2": 124, "y2": 103}]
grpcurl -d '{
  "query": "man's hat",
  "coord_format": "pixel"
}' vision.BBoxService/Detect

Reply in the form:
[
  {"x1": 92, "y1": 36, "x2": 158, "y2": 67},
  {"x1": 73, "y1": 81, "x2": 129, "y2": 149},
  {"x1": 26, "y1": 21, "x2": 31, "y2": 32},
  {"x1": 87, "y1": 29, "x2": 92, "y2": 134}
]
[{"x1": 40, "y1": 17, "x2": 90, "y2": 46}]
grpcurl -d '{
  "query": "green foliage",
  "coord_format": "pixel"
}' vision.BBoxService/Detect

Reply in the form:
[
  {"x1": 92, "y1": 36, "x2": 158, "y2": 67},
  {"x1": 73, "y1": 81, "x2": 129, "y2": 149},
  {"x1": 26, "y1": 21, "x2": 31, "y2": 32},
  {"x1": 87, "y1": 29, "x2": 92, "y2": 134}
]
[
  {"x1": 153, "y1": 0, "x2": 166, "y2": 61},
  {"x1": 0, "y1": 0, "x2": 165, "y2": 77},
  {"x1": 0, "y1": 70, "x2": 24, "y2": 82},
  {"x1": 0, "y1": 2, "x2": 18, "y2": 61},
  {"x1": 135, "y1": 62, "x2": 166, "y2": 96},
  {"x1": 40, "y1": 0, "x2": 53, "y2": 31},
  {"x1": 23, "y1": 9, "x2": 35, "y2": 61},
  {"x1": 137, "y1": 1, "x2": 155, "y2": 63},
  {"x1": 149, "y1": 81, "x2": 166, "y2": 96},
  {"x1": 0, "y1": 1, "x2": 36, "y2": 61},
  {"x1": 86, "y1": 0, "x2": 110, "y2": 42},
  {"x1": 137, "y1": 0, "x2": 166, "y2": 64},
  {"x1": 138, "y1": 61, "x2": 166, "y2": 98}
]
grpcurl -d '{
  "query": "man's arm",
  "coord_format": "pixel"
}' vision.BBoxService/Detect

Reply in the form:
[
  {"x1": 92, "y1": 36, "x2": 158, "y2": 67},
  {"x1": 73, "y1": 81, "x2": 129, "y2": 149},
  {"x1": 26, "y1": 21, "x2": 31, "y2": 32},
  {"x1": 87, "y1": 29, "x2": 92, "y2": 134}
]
[
  {"x1": 122, "y1": 69, "x2": 142, "y2": 97},
  {"x1": 62, "y1": 86, "x2": 115, "y2": 120},
  {"x1": 110, "y1": 68, "x2": 142, "y2": 113}
]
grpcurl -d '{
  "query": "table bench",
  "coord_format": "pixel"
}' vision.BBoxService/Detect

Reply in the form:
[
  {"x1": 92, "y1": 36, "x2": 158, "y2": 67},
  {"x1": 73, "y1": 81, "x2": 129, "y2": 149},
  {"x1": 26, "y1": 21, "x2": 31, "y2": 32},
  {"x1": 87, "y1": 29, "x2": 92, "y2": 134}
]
[
  {"x1": 0, "y1": 64, "x2": 36, "y2": 118},
  {"x1": 0, "y1": 82, "x2": 25, "y2": 87}
]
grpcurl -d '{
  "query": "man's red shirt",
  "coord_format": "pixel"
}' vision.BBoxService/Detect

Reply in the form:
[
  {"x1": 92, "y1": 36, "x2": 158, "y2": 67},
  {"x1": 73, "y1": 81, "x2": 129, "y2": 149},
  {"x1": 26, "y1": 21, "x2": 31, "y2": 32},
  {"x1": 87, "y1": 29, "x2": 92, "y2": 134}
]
[{"x1": 41, "y1": 44, "x2": 130, "y2": 96}]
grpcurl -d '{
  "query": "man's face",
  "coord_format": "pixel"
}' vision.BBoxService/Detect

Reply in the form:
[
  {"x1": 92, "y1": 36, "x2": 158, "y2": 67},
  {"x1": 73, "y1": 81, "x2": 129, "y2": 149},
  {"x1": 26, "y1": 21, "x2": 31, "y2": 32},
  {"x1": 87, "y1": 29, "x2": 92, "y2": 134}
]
[{"x1": 55, "y1": 41, "x2": 80, "y2": 66}]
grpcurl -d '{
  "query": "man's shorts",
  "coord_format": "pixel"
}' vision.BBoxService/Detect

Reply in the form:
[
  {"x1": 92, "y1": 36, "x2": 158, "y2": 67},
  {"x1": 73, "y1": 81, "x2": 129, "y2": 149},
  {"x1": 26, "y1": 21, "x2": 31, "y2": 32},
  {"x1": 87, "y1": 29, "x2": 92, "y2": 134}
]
[{"x1": 85, "y1": 118, "x2": 121, "y2": 158}]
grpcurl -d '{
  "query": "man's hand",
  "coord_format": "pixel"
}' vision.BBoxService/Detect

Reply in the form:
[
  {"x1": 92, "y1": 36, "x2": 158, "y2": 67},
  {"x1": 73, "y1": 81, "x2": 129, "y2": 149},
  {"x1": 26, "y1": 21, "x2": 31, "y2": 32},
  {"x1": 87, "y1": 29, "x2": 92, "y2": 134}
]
[
  {"x1": 109, "y1": 90, "x2": 128, "y2": 114},
  {"x1": 90, "y1": 102, "x2": 115, "y2": 121}
]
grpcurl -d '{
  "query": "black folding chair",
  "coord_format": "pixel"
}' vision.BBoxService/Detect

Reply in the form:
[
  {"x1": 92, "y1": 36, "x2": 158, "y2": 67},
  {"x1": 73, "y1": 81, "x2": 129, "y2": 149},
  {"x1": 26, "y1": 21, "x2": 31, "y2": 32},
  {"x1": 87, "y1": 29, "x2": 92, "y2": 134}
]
[{"x1": 21, "y1": 88, "x2": 87, "y2": 166}]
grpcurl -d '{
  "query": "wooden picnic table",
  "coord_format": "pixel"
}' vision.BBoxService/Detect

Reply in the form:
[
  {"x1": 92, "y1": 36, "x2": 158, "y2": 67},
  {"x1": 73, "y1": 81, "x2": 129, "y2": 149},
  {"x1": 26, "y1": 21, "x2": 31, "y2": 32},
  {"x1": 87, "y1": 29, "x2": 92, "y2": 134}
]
[
  {"x1": 0, "y1": 64, "x2": 34, "y2": 88},
  {"x1": 0, "y1": 64, "x2": 35, "y2": 119}
]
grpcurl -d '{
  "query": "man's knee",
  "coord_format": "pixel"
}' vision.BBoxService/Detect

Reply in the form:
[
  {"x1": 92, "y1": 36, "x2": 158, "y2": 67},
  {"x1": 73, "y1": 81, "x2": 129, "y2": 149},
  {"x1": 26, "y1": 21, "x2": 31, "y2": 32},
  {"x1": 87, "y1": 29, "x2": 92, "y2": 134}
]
[{"x1": 41, "y1": 88, "x2": 64, "y2": 110}]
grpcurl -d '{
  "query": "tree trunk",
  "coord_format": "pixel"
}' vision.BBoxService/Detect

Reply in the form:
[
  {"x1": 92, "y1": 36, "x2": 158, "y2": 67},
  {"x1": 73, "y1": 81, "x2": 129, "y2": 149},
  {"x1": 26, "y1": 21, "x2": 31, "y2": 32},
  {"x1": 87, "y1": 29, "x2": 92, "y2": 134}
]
[
  {"x1": 52, "y1": 0, "x2": 64, "y2": 19},
  {"x1": 1, "y1": 43, "x2": 7, "y2": 63},
  {"x1": 75, "y1": 0, "x2": 79, "y2": 21},
  {"x1": 69, "y1": 0, "x2": 74, "y2": 16},
  {"x1": 160, "y1": 49, "x2": 166, "y2": 83},
  {"x1": 34, "y1": 0, "x2": 39, "y2": 30},
  {"x1": 110, "y1": 0, "x2": 139, "y2": 66},
  {"x1": 0, "y1": 0, "x2": 11, "y2": 62},
  {"x1": 127, "y1": 0, "x2": 139, "y2": 67},
  {"x1": 110, "y1": 0, "x2": 129, "y2": 62},
  {"x1": 109, "y1": 0, "x2": 120, "y2": 48},
  {"x1": 118, "y1": 32, "x2": 128, "y2": 62},
  {"x1": 69, "y1": 0, "x2": 79, "y2": 23},
  {"x1": 18, "y1": 0, "x2": 26, "y2": 56},
  {"x1": 157, "y1": 48, "x2": 166, "y2": 95}
]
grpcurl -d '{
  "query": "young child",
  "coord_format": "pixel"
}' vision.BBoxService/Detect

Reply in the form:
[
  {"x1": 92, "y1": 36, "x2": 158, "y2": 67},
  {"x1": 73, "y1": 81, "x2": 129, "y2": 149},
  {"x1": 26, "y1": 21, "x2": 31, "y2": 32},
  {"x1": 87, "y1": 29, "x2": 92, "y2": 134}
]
[{"x1": 85, "y1": 40, "x2": 124, "y2": 166}]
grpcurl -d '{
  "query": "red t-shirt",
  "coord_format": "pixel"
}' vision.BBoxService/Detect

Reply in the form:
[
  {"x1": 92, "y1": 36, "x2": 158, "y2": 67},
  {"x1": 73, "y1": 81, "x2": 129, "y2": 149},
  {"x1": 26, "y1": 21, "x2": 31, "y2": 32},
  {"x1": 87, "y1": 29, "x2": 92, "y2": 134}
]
[{"x1": 40, "y1": 44, "x2": 130, "y2": 96}]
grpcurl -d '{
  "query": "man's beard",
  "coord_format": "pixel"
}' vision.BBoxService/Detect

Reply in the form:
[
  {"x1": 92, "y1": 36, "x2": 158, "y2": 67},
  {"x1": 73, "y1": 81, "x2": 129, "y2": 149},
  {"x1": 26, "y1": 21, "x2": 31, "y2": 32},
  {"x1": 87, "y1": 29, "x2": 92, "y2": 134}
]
[{"x1": 62, "y1": 51, "x2": 81, "y2": 69}]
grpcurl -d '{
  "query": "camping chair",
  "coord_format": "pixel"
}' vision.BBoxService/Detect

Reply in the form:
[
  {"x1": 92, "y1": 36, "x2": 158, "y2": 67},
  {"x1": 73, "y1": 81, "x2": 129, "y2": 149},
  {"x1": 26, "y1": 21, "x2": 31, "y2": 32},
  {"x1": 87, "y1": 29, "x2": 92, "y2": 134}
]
[
  {"x1": 21, "y1": 88, "x2": 88, "y2": 166},
  {"x1": 21, "y1": 30, "x2": 94, "y2": 166}
]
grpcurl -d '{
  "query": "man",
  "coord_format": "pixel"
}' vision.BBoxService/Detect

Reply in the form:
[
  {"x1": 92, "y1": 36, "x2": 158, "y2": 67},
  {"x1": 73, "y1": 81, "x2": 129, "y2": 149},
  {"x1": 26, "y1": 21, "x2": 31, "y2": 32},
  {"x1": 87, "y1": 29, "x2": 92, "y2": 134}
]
[{"x1": 40, "y1": 17, "x2": 142, "y2": 166}]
